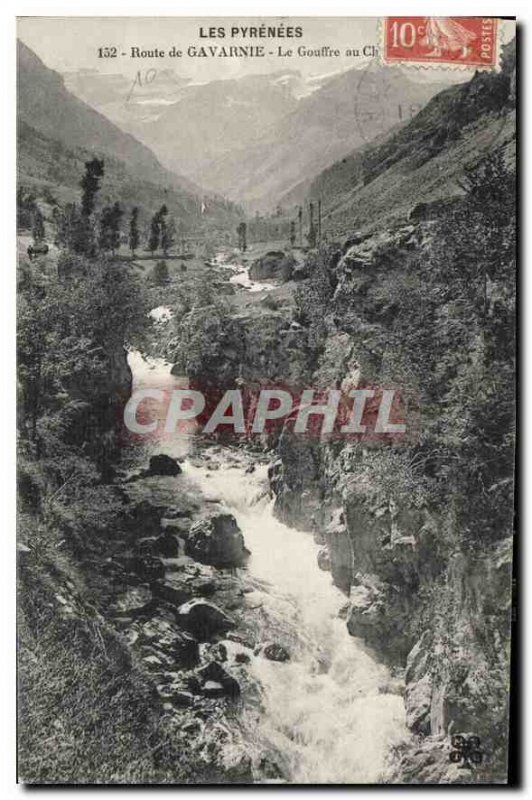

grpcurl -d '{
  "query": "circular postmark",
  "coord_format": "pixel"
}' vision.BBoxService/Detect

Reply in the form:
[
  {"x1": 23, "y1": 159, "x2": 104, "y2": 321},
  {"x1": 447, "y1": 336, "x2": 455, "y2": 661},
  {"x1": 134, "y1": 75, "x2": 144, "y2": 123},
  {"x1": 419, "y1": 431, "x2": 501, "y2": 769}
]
[{"x1": 353, "y1": 58, "x2": 426, "y2": 144}]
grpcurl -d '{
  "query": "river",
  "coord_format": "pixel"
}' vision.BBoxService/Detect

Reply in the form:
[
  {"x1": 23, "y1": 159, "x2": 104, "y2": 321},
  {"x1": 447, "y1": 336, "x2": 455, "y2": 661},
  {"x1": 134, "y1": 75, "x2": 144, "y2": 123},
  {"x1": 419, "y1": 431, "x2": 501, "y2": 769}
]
[{"x1": 127, "y1": 349, "x2": 407, "y2": 784}]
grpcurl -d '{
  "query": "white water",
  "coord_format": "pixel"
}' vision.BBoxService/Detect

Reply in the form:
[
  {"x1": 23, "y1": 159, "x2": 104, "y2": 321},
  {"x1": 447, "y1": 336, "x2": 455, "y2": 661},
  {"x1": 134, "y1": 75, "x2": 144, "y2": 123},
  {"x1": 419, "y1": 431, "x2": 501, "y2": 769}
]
[
  {"x1": 183, "y1": 459, "x2": 406, "y2": 784},
  {"x1": 213, "y1": 251, "x2": 276, "y2": 293},
  {"x1": 128, "y1": 349, "x2": 406, "y2": 784}
]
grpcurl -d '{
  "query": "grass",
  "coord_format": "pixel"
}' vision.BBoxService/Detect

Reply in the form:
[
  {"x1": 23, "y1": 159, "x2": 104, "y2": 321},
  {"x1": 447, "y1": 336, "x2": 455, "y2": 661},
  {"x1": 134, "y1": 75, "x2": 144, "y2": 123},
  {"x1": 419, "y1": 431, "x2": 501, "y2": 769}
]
[{"x1": 17, "y1": 533, "x2": 200, "y2": 785}]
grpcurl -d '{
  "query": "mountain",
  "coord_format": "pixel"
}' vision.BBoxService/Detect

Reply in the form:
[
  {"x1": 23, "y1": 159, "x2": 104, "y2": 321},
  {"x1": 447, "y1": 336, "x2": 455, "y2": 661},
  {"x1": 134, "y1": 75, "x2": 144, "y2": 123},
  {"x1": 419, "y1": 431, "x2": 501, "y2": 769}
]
[
  {"x1": 61, "y1": 62, "x2": 455, "y2": 212},
  {"x1": 63, "y1": 67, "x2": 305, "y2": 187},
  {"x1": 201, "y1": 66, "x2": 452, "y2": 211},
  {"x1": 63, "y1": 67, "x2": 192, "y2": 127},
  {"x1": 17, "y1": 40, "x2": 239, "y2": 228},
  {"x1": 292, "y1": 40, "x2": 516, "y2": 236},
  {"x1": 130, "y1": 71, "x2": 301, "y2": 185}
]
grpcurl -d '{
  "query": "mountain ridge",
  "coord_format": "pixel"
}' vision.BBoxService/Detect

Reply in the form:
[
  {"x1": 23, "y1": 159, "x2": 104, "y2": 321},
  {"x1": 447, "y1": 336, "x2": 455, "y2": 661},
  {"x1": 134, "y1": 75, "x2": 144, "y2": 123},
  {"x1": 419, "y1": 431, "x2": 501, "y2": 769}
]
[{"x1": 56, "y1": 56, "x2": 456, "y2": 212}]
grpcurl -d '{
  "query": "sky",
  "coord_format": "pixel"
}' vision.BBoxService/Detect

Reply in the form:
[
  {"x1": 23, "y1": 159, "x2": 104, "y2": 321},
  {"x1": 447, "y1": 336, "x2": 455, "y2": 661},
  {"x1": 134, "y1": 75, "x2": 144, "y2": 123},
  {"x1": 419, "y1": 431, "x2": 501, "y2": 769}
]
[{"x1": 17, "y1": 16, "x2": 516, "y2": 84}]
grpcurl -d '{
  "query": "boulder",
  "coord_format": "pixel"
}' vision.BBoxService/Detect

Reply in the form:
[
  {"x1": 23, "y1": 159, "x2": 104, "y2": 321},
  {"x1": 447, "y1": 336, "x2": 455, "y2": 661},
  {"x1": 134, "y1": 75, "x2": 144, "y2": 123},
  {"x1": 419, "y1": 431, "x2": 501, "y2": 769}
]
[
  {"x1": 113, "y1": 586, "x2": 152, "y2": 616},
  {"x1": 226, "y1": 632, "x2": 256, "y2": 650},
  {"x1": 139, "y1": 618, "x2": 199, "y2": 668},
  {"x1": 317, "y1": 547, "x2": 331, "y2": 572},
  {"x1": 185, "y1": 513, "x2": 250, "y2": 568},
  {"x1": 154, "y1": 532, "x2": 180, "y2": 558},
  {"x1": 261, "y1": 643, "x2": 290, "y2": 662},
  {"x1": 190, "y1": 576, "x2": 219, "y2": 597},
  {"x1": 177, "y1": 600, "x2": 235, "y2": 640},
  {"x1": 148, "y1": 454, "x2": 182, "y2": 476},
  {"x1": 405, "y1": 673, "x2": 433, "y2": 734},
  {"x1": 196, "y1": 660, "x2": 240, "y2": 699},
  {"x1": 292, "y1": 261, "x2": 310, "y2": 281},
  {"x1": 249, "y1": 251, "x2": 296, "y2": 283},
  {"x1": 152, "y1": 576, "x2": 190, "y2": 607},
  {"x1": 125, "y1": 499, "x2": 167, "y2": 536},
  {"x1": 156, "y1": 683, "x2": 195, "y2": 707},
  {"x1": 207, "y1": 642, "x2": 228, "y2": 662},
  {"x1": 142, "y1": 653, "x2": 164, "y2": 671},
  {"x1": 137, "y1": 532, "x2": 180, "y2": 558},
  {"x1": 202, "y1": 681, "x2": 226, "y2": 698},
  {"x1": 136, "y1": 536, "x2": 158, "y2": 557},
  {"x1": 132, "y1": 555, "x2": 165, "y2": 582}
]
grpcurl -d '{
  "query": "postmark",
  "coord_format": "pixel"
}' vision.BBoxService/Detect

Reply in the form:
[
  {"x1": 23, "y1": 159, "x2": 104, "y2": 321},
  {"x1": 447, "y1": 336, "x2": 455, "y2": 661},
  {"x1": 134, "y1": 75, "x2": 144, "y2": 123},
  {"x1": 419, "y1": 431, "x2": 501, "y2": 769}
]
[
  {"x1": 354, "y1": 58, "x2": 427, "y2": 144},
  {"x1": 383, "y1": 17, "x2": 499, "y2": 70}
]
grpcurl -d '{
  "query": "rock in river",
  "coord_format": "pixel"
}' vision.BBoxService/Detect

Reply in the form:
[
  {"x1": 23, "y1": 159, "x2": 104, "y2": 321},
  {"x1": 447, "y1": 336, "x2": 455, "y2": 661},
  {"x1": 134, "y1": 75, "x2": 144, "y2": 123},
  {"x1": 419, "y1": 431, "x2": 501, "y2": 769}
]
[
  {"x1": 196, "y1": 660, "x2": 241, "y2": 699},
  {"x1": 317, "y1": 546, "x2": 331, "y2": 572},
  {"x1": 185, "y1": 513, "x2": 250, "y2": 568},
  {"x1": 249, "y1": 250, "x2": 296, "y2": 282},
  {"x1": 177, "y1": 599, "x2": 235, "y2": 640},
  {"x1": 261, "y1": 642, "x2": 291, "y2": 662},
  {"x1": 148, "y1": 454, "x2": 182, "y2": 476}
]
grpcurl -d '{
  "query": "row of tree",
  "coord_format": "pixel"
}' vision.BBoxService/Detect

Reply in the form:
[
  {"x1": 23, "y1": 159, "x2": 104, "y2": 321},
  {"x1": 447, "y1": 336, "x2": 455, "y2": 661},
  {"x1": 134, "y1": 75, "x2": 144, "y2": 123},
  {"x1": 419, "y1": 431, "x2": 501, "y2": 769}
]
[
  {"x1": 237, "y1": 201, "x2": 322, "y2": 251},
  {"x1": 47, "y1": 158, "x2": 180, "y2": 258}
]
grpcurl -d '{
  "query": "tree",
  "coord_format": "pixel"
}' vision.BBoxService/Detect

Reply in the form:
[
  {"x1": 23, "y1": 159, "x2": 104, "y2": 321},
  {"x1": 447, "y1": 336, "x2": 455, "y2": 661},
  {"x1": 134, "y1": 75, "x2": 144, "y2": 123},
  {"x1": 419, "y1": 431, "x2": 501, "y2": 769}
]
[
  {"x1": 17, "y1": 187, "x2": 36, "y2": 230},
  {"x1": 109, "y1": 201, "x2": 123, "y2": 256},
  {"x1": 32, "y1": 207, "x2": 45, "y2": 243},
  {"x1": 158, "y1": 205, "x2": 169, "y2": 253},
  {"x1": 55, "y1": 203, "x2": 88, "y2": 256},
  {"x1": 129, "y1": 207, "x2": 140, "y2": 256},
  {"x1": 80, "y1": 158, "x2": 105, "y2": 218},
  {"x1": 289, "y1": 220, "x2": 296, "y2": 247},
  {"x1": 58, "y1": 158, "x2": 105, "y2": 257},
  {"x1": 98, "y1": 205, "x2": 114, "y2": 253},
  {"x1": 307, "y1": 202, "x2": 317, "y2": 248},
  {"x1": 148, "y1": 205, "x2": 169, "y2": 255},
  {"x1": 161, "y1": 216, "x2": 176, "y2": 256},
  {"x1": 152, "y1": 260, "x2": 169, "y2": 286},
  {"x1": 237, "y1": 221, "x2": 247, "y2": 252},
  {"x1": 148, "y1": 212, "x2": 161, "y2": 254}
]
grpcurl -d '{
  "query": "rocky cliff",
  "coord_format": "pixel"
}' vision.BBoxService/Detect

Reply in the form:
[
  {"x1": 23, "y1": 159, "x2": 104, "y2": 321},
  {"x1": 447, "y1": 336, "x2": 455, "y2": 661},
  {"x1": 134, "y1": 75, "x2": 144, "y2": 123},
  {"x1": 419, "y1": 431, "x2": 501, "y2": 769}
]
[{"x1": 265, "y1": 180, "x2": 515, "y2": 782}]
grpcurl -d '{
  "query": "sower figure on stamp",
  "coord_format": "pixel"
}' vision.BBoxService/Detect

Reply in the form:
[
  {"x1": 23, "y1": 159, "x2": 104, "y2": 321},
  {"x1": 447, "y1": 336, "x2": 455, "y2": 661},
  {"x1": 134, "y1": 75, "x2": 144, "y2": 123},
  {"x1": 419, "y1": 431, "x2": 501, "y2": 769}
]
[{"x1": 422, "y1": 17, "x2": 477, "y2": 59}]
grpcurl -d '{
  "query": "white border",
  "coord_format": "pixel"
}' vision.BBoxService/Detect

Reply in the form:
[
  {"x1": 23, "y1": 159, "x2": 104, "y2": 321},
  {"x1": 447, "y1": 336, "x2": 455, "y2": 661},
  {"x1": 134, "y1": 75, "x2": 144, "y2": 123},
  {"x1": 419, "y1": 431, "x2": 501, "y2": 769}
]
[{"x1": 1, "y1": 2, "x2": 526, "y2": 798}]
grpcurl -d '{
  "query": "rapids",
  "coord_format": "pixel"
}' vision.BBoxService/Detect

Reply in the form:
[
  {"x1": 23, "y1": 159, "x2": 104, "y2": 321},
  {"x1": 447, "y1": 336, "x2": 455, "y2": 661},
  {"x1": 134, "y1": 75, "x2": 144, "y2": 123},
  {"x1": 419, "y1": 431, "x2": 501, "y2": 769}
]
[
  {"x1": 184, "y1": 458, "x2": 406, "y2": 783},
  {"x1": 127, "y1": 350, "x2": 406, "y2": 783}
]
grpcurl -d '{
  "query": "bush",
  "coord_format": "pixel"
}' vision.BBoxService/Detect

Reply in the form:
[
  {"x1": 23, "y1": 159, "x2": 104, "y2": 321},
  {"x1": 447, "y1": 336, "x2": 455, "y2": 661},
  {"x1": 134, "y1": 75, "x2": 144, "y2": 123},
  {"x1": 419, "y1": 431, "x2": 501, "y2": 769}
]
[{"x1": 151, "y1": 260, "x2": 170, "y2": 286}]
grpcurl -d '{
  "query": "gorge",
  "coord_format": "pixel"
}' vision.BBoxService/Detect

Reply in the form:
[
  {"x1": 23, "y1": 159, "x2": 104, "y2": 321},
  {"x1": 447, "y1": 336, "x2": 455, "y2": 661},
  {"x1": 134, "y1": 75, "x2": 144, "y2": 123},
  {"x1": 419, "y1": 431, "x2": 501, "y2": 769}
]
[{"x1": 17, "y1": 30, "x2": 516, "y2": 786}]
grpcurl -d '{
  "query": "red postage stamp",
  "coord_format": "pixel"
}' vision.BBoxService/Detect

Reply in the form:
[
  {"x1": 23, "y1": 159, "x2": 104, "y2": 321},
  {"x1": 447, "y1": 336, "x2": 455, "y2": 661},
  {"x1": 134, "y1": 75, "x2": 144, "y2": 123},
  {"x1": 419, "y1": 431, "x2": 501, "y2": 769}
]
[{"x1": 383, "y1": 17, "x2": 499, "y2": 68}]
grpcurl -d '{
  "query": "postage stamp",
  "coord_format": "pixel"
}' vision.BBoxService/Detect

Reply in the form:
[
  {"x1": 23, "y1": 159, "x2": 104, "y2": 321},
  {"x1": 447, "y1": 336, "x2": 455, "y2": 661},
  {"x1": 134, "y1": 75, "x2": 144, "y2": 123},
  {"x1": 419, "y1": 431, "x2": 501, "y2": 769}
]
[{"x1": 383, "y1": 17, "x2": 499, "y2": 69}]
